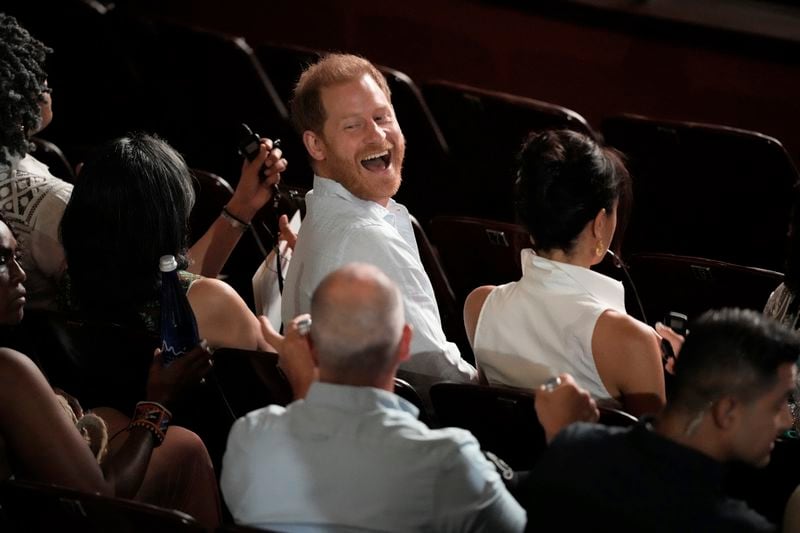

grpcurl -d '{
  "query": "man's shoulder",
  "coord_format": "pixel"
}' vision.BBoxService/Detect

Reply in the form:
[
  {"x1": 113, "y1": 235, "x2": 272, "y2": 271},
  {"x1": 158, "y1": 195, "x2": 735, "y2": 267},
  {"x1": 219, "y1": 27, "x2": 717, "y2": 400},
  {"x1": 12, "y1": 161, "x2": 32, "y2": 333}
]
[
  {"x1": 229, "y1": 404, "x2": 290, "y2": 440},
  {"x1": 306, "y1": 199, "x2": 392, "y2": 234}
]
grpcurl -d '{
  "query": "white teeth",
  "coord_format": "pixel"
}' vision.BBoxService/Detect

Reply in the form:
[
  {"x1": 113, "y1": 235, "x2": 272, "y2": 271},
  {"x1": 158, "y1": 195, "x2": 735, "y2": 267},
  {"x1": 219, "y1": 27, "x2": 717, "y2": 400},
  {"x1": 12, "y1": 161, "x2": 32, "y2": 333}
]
[{"x1": 361, "y1": 150, "x2": 389, "y2": 161}]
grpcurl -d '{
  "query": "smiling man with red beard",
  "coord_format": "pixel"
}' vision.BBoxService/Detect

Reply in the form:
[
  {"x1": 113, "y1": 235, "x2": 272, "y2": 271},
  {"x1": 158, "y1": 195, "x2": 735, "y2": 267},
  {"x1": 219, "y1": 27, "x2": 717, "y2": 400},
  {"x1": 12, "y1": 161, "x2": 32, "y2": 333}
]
[{"x1": 282, "y1": 54, "x2": 477, "y2": 382}]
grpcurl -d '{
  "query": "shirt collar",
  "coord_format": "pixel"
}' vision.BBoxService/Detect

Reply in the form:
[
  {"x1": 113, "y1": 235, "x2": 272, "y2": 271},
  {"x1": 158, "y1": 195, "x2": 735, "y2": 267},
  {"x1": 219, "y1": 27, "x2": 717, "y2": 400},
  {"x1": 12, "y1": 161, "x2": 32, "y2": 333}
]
[
  {"x1": 311, "y1": 174, "x2": 403, "y2": 226},
  {"x1": 305, "y1": 381, "x2": 420, "y2": 419},
  {"x1": 632, "y1": 417, "x2": 725, "y2": 489},
  {"x1": 524, "y1": 249, "x2": 626, "y2": 313}
]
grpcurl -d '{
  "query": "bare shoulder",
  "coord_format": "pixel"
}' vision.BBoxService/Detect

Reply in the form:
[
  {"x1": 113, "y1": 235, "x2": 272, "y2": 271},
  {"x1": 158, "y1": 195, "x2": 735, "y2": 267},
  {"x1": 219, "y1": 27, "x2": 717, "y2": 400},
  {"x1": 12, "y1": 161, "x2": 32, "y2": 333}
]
[
  {"x1": 593, "y1": 309, "x2": 665, "y2": 414},
  {"x1": 464, "y1": 285, "x2": 496, "y2": 346},
  {"x1": 595, "y1": 309, "x2": 660, "y2": 350},
  {"x1": 0, "y1": 348, "x2": 54, "y2": 415},
  {"x1": 187, "y1": 276, "x2": 239, "y2": 301},
  {"x1": 187, "y1": 276, "x2": 264, "y2": 350},
  {"x1": 187, "y1": 276, "x2": 251, "y2": 315},
  {"x1": 0, "y1": 347, "x2": 42, "y2": 380},
  {"x1": 465, "y1": 286, "x2": 495, "y2": 314}
]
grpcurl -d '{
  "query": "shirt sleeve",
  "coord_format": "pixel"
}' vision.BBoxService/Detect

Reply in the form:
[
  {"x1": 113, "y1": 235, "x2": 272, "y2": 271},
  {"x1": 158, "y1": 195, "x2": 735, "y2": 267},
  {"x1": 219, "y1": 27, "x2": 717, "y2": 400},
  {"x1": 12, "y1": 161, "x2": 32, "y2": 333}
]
[
  {"x1": 341, "y1": 223, "x2": 477, "y2": 381},
  {"x1": 431, "y1": 434, "x2": 527, "y2": 532}
]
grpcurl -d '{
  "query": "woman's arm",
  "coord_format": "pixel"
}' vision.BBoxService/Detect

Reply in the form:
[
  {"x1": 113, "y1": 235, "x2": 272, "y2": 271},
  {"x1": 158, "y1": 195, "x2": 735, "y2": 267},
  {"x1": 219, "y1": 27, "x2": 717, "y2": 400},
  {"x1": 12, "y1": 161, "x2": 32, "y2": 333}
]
[
  {"x1": 100, "y1": 346, "x2": 212, "y2": 497},
  {"x1": 592, "y1": 310, "x2": 666, "y2": 417},
  {"x1": 463, "y1": 286, "x2": 495, "y2": 384},
  {"x1": 0, "y1": 348, "x2": 112, "y2": 494},
  {"x1": 187, "y1": 139, "x2": 287, "y2": 278},
  {"x1": 188, "y1": 277, "x2": 270, "y2": 351},
  {"x1": 0, "y1": 346, "x2": 211, "y2": 498},
  {"x1": 463, "y1": 286, "x2": 495, "y2": 347}
]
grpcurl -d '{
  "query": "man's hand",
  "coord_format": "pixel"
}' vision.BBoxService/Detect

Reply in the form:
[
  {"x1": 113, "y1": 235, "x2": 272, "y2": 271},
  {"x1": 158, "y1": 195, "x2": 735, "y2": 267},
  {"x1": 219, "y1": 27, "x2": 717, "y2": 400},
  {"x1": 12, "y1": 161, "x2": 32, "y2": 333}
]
[
  {"x1": 259, "y1": 314, "x2": 318, "y2": 399},
  {"x1": 535, "y1": 373, "x2": 599, "y2": 444},
  {"x1": 145, "y1": 343, "x2": 214, "y2": 406},
  {"x1": 226, "y1": 138, "x2": 288, "y2": 223},
  {"x1": 279, "y1": 214, "x2": 298, "y2": 251}
]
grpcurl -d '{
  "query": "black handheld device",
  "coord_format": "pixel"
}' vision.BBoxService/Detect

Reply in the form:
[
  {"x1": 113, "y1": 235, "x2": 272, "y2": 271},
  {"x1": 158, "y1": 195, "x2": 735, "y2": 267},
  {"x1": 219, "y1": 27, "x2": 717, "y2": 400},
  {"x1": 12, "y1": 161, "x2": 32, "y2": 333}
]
[
  {"x1": 663, "y1": 311, "x2": 688, "y2": 336},
  {"x1": 238, "y1": 123, "x2": 262, "y2": 163},
  {"x1": 237, "y1": 123, "x2": 281, "y2": 206},
  {"x1": 660, "y1": 311, "x2": 688, "y2": 363}
]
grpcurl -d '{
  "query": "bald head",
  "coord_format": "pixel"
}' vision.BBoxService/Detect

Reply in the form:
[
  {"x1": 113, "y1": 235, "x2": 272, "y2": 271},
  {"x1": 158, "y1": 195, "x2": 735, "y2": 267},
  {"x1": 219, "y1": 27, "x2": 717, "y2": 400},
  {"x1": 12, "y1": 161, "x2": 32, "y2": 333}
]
[{"x1": 310, "y1": 263, "x2": 406, "y2": 382}]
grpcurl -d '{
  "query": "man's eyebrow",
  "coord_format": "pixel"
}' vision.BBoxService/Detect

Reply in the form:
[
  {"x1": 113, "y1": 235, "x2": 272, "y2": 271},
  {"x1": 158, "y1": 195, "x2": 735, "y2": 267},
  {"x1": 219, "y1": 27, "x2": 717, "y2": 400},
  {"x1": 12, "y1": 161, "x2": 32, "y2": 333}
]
[{"x1": 337, "y1": 106, "x2": 392, "y2": 121}]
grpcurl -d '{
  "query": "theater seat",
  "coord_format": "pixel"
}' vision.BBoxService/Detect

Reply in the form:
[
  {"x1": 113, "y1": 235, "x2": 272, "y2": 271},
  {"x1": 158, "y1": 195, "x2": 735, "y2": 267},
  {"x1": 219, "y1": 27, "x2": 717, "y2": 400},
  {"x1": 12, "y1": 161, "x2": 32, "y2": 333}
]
[
  {"x1": 429, "y1": 216, "x2": 532, "y2": 304},
  {"x1": 603, "y1": 114, "x2": 799, "y2": 271},
  {"x1": 430, "y1": 382, "x2": 546, "y2": 470},
  {"x1": 627, "y1": 252, "x2": 784, "y2": 324},
  {"x1": 422, "y1": 80, "x2": 598, "y2": 221},
  {"x1": 0, "y1": 479, "x2": 206, "y2": 533}
]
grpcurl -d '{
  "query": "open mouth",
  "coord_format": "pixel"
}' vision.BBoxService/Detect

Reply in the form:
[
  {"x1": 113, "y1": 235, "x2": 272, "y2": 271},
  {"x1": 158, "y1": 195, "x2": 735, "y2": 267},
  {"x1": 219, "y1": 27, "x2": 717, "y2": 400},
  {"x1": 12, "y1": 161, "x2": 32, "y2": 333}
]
[{"x1": 360, "y1": 150, "x2": 391, "y2": 172}]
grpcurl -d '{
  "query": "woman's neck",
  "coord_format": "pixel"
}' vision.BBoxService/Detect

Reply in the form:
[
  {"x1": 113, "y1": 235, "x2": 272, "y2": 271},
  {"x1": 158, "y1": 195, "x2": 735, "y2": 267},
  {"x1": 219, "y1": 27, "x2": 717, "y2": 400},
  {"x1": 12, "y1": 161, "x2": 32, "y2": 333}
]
[{"x1": 538, "y1": 247, "x2": 594, "y2": 269}]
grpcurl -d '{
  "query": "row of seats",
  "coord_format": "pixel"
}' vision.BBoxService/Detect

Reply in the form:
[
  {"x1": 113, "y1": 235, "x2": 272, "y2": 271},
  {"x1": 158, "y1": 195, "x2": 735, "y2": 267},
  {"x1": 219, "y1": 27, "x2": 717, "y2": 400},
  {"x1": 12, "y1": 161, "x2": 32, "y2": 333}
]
[
  {"x1": 0, "y1": 478, "x2": 265, "y2": 533},
  {"x1": 7, "y1": 1, "x2": 799, "y2": 275},
  {"x1": 413, "y1": 215, "x2": 784, "y2": 361}
]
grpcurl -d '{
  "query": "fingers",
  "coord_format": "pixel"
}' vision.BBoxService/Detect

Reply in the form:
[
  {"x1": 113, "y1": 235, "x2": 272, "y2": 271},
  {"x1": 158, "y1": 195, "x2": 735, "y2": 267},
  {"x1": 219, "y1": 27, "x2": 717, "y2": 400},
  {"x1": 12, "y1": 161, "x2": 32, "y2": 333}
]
[
  {"x1": 261, "y1": 138, "x2": 288, "y2": 180},
  {"x1": 279, "y1": 214, "x2": 298, "y2": 249},
  {"x1": 145, "y1": 342, "x2": 213, "y2": 404},
  {"x1": 284, "y1": 314, "x2": 312, "y2": 340},
  {"x1": 248, "y1": 139, "x2": 287, "y2": 188},
  {"x1": 655, "y1": 322, "x2": 685, "y2": 357},
  {"x1": 259, "y1": 315, "x2": 284, "y2": 350}
]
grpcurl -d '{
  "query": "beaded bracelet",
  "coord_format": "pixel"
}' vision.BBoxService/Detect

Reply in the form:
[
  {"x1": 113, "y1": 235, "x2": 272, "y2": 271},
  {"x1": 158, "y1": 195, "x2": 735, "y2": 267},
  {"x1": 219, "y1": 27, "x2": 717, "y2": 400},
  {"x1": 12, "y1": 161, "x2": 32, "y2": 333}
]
[
  {"x1": 129, "y1": 401, "x2": 172, "y2": 446},
  {"x1": 221, "y1": 206, "x2": 251, "y2": 231}
]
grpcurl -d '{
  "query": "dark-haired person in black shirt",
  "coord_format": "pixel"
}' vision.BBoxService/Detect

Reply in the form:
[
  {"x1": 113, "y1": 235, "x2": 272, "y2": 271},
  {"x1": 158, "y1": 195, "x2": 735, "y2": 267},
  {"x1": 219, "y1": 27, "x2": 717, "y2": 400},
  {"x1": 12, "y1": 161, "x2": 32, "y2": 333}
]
[{"x1": 522, "y1": 308, "x2": 795, "y2": 532}]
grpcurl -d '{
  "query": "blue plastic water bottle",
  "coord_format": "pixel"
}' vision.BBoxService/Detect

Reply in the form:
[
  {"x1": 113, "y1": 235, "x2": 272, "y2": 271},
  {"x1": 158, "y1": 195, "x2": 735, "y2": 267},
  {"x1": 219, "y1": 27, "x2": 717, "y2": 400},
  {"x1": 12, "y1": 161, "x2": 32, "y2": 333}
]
[{"x1": 159, "y1": 255, "x2": 199, "y2": 365}]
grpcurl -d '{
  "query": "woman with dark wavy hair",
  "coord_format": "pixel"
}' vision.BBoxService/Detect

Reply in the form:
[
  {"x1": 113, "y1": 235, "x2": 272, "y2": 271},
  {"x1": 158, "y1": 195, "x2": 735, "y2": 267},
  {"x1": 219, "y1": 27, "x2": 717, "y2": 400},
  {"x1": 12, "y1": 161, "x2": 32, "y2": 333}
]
[
  {"x1": 465, "y1": 130, "x2": 668, "y2": 417},
  {"x1": 0, "y1": 211, "x2": 221, "y2": 526},
  {"x1": 60, "y1": 132, "x2": 270, "y2": 351}
]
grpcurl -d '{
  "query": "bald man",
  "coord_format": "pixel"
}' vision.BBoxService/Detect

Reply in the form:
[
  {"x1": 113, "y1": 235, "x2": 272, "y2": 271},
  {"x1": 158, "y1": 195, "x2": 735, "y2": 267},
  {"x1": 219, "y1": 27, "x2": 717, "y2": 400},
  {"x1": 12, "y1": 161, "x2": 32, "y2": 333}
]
[{"x1": 222, "y1": 263, "x2": 597, "y2": 532}]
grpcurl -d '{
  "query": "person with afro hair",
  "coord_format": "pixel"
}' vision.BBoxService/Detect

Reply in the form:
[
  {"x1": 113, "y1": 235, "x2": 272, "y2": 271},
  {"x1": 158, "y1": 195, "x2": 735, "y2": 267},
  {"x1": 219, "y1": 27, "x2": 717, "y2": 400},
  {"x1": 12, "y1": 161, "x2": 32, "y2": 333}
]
[{"x1": 0, "y1": 13, "x2": 72, "y2": 311}]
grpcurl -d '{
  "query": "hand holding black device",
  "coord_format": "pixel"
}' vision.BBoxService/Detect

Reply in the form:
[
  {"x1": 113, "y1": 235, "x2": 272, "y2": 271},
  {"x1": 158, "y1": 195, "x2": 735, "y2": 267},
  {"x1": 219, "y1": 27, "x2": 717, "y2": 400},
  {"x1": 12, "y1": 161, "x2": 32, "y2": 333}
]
[
  {"x1": 660, "y1": 311, "x2": 688, "y2": 363},
  {"x1": 237, "y1": 123, "x2": 287, "y2": 295},
  {"x1": 237, "y1": 123, "x2": 281, "y2": 208}
]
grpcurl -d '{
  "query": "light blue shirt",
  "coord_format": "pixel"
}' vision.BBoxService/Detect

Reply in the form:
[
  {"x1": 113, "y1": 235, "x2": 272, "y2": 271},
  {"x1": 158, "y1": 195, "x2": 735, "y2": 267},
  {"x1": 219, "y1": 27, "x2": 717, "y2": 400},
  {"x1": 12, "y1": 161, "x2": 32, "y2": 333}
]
[
  {"x1": 282, "y1": 176, "x2": 476, "y2": 382},
  {"x1": 221, "y1": 382, "x2": 526, "y2": 532}
]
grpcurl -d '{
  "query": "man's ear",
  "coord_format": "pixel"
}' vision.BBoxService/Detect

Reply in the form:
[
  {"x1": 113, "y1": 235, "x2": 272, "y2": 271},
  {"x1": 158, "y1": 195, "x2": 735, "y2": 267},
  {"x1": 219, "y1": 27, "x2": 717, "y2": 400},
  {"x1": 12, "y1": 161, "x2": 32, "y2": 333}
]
[
  {"x1": 710, "y1": 396, "x2": 739, "y2": 430},
  {"x1": 303, "y1": 130, "x2": 326, "y2": 162},
  {"x1": 396, "y1": 324, "x2": 413, "y2": 364}
]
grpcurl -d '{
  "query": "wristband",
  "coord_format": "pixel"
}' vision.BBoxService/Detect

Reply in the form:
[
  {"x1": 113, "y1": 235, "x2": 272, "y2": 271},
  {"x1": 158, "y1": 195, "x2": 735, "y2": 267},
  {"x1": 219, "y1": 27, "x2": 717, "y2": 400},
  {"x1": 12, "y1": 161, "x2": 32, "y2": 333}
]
[
  {"x1": 129, "y1": 401, "x2": 172, "y2": 446},
  {"x1": 221, "y1": 206, "x2": 251, "y2": 231}
]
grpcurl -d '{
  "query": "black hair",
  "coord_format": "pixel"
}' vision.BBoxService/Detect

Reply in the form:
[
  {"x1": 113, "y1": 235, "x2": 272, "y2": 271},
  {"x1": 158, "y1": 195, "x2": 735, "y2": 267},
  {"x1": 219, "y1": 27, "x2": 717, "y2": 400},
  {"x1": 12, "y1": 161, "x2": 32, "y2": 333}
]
[
  {"x1": 0, "y1": 13, "x2": 51, "y2": 166},
  {"x1": 514, "y1": 129, "x2": 628, "y2": 253},
  {"x1": 60, "y1": 133, "x2": 195, "y2": 318},
  {"x1": 670, "y1": 308, "x2": 800, "y2": 413}
]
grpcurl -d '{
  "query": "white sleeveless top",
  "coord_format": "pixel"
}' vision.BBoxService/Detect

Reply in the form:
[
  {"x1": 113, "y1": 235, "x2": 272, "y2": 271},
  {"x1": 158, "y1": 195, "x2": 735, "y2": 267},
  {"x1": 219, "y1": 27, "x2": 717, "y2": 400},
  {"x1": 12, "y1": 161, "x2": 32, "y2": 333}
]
[{"x1": 473, "y1": 249, "x2": 626, "y2": 400}]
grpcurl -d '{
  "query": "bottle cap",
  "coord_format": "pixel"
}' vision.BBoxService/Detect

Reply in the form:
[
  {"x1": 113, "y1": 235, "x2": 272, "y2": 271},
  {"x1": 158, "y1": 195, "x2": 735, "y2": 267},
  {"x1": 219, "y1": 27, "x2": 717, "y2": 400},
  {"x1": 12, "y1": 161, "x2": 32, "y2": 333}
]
[{"x1": 159, "y1": 255, "x2": 178, "y2": 272}]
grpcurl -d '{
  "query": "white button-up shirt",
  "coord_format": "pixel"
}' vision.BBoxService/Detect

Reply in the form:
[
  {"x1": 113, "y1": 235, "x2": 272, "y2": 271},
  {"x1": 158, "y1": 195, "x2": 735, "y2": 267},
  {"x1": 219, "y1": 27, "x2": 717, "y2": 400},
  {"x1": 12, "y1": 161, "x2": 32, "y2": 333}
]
[{"x1": 282, "y1": 176, "x2": 476, "y2": 382}]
